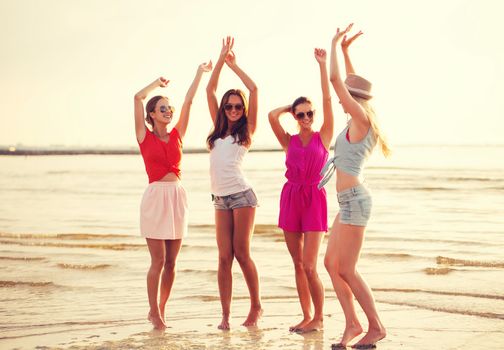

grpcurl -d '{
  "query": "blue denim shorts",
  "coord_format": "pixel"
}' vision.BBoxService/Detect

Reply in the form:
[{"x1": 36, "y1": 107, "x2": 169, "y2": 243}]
[
  {"x1": 212, "y1": 188, "x2": 258, "y2": 210},
  {"x1": 337, "y1": 184, "x2": 372, "y2": 226}
]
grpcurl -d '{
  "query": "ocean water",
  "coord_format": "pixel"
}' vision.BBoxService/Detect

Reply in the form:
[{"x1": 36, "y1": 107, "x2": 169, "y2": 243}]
[{"x1": 0, "y1": 145, "x2": 503, "y2": 348}]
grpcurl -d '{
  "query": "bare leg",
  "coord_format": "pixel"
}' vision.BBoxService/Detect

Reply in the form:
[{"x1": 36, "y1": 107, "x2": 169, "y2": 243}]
[
  {"x1": 232, "y1": 207, "x2": 263, "y2": 327},
  {"x1": 283, "y1": 231, "x2": 312, "y2": 331},
  {"x1": 159, "y1": 239, "x2": 182, "y2": 323},
  {"x1": 297, "y1": 231, "x2": 325, "y2": 333},
  {"x1": 215, "y1": 209, "x2": 234, "y2": 330},
  {"x1": 145, "y1": 238, "x2": 166, "y2": 330},
  {"x1": 335, "y1": 223, "x2": 386, "y2": 347},
  {"x1": 325, "y1": 215, "x2": 362, "y2": 345}
]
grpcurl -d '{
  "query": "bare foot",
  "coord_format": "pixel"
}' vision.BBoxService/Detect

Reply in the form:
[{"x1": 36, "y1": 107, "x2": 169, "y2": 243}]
[
  {"x1": 242, "y1": 307, "x2": 263, "y2": 327},
  {"x1": 218, "y1": 315, "x2": 230, "y2": 330},
  {"x1": 289, "y1": 317, "x2": 312, "y2": 332},
  {"x1": 352, "y1": 325, "x2": 386, "y2": 348},
  {"x1": 296, "y1": 318, "x2": 323, "y2": 333},
  {"x1": 147, "y1": 311, "x2": 166, "y2": 330},
  {"x1": 339, "y1": 323, "x2": 363, "y2": 346}
]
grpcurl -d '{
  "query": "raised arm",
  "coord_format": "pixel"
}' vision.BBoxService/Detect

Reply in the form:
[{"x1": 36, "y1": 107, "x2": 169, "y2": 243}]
[
  {"x1": 225, "y1": 48, "x2": 258, "y2": 135},
  {"x1": 175, "y1": 61, "x2": 212, "y2": 139},
  {"x1": 315, "y1": 48, "x2": 334, "y2": 151},
  {"x1": 268, "y1": 105, "x2": 292, "y2": 152},
  {"x1": 330, "y1": 24, "x2": 368, "y2": 126},
  {"x1": 206, "y1": 37, "x2": 233, "y2": 125},
  {"x1": 341, "y1": 30, "x2": 363, "y2": 76},
  {"x1": 134, "y1": 77, "x2": 168, "y2": 143}
]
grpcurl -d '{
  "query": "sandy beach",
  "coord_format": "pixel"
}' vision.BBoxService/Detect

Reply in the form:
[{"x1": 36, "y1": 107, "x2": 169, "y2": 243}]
[{"x1": 3, "y1": 282, "x2": 503, "y2": 349}]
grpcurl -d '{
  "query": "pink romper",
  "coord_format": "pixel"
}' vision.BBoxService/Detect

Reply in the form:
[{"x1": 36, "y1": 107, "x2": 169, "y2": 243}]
[{"x1": 279, "y1": 132, "x2": 328, "y2": 232}]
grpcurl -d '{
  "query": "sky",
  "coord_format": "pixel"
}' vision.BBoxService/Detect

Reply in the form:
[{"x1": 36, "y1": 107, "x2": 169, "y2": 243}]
[{"x1": 1, "y1": 0, "x2": 503, "y2": 149}]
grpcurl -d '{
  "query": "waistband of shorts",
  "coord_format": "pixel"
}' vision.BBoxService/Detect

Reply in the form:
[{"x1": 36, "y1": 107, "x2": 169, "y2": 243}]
[
  {"x1": 212, "y1": 187, "x2": 252, "y2": 200},
  {"x1": 337, "y1": 184, "x2": 369, "y2": 201},
  {"x1": 148, "y1": 180, "x2": 181, "y2": 187}
]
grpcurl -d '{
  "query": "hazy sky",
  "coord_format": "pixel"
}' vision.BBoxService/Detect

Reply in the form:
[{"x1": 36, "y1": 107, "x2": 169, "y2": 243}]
[{"x1": 1, "y1": 0, "x2": 503, "y2": 149}]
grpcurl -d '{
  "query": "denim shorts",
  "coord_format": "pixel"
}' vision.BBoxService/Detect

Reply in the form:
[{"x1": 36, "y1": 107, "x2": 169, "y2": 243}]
[
  {"x1": 212, "y1": 188, "x2": 258, "y2": 210},
  {"x1": 337, "y1": 184, "x2": 372, "y2": 226}
]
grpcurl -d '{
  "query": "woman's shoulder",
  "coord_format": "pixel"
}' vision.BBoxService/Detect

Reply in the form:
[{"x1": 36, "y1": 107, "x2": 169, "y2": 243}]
[{"x1": 170, "y1": 127, "x2": 180, "y2": 137}]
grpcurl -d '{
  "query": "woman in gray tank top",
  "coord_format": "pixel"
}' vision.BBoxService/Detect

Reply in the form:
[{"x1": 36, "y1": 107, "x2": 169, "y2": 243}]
[{"x1": 320, "y1": 24, "x2": 391, "y2": 349}]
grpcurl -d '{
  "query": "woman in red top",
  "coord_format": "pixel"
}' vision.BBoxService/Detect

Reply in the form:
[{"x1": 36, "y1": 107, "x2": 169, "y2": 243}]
[{"x1": 134, "y1": 61, "x2": 212, "y2": 330}]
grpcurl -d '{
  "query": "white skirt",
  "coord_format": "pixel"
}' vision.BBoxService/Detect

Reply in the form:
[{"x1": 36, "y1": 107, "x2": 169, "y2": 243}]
[{"x1": 140, "y1": 181, "x2": 188, "y2": 240}]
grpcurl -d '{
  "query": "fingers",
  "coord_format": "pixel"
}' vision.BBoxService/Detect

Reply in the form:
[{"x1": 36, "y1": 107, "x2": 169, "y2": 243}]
[
  {"x1": 221, "y1": 36, "x2": 235, "y2": 57},
  {"x1": 344, "y1": 23, "x2": 354, "y2": 33},
  {"x1": 158, "y1": 77, "x2": 169, "y2": 87}
]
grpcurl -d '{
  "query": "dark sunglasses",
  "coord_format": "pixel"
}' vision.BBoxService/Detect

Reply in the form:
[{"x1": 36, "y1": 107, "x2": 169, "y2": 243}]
[
  {"x1": 295, "y1": 110, "x2": 314, "y2": 119},
  {"x1": 159, "y1": 105, "x2": 175, "y2": 113},
  {"x1": 224, "y1": 103, "x2": 244, "y2": 112}
]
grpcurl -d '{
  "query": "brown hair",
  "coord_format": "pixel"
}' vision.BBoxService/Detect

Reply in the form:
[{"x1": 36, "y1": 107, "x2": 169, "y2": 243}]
[
  {"x1": 291, "y1": 96, "x2": 313, "y2": 114},
  {"x1": 144, "y1": 96, "x2": 168, "y2": 127},
  {"x1": 207, "y1": 89, "x2": 251, "y2": 149}
]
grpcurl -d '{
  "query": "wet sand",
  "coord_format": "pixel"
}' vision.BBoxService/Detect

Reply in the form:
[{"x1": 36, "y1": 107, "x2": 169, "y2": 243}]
[{"x1": 3, "y1": 296, "x2": 503, "y2": 349}]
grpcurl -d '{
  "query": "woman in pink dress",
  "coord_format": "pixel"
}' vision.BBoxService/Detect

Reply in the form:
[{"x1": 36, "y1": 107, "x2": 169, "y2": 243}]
[{"x1": 268, "y1": 48, "x2": 334, "y2": 333}]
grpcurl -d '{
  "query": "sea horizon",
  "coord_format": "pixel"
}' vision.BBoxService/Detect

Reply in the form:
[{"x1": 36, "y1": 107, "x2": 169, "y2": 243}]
[{"x1": 1, "y1": 143, "x2": 503, "y2": 156}]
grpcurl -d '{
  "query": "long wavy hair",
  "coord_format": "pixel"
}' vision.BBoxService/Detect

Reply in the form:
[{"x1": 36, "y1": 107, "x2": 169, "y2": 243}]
[
  {"x1": 207, "y1": 89, "x2": 251, "y2": 150},
  {"x1": 353, "y1": 95, "x2": 391, "y2": 157}
]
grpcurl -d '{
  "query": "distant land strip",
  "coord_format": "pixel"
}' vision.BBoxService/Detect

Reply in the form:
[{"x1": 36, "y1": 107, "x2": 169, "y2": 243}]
[{"x1": 0, "y1": 147, "x2": 283, "y2": 156}]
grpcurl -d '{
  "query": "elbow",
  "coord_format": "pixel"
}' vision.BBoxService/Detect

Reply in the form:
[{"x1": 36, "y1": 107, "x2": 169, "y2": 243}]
[
  {"x1": 249, "y1": 85, "x2": 258, "y2": 94},
  {"x1": 134, "y1": 93, "x2": 144, "y2": 101},
  {"x1": 206, "y1": 85, "x2": 215, "y2": 94}
]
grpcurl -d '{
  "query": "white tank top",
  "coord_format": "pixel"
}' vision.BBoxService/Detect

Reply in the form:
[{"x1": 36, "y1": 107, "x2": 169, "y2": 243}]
[{"x1": 209, "y1": 135, "x2": 251, "y2": 196}]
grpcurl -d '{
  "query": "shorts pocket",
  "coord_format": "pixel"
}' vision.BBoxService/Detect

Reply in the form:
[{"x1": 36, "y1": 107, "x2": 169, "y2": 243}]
[
  {"x1": 357, "y1": 198, "x2": 372, "y2": 220},
  {"x1": 244, "y1": 189, "x2": 258, "y2": 206}
]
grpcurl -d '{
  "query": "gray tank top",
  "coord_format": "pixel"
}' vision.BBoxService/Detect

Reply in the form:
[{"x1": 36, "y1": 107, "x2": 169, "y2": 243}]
[{"x1": 318, "y1": 126, "x2": 376, "y2": 188}]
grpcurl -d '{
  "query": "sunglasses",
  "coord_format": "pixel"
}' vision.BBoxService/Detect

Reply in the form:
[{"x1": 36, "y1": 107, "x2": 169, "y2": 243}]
[
  {"x1": 159, "y1": 105, "x2": 175, "y2": 114},
  {"x1": 224, "y1": 103, "x2": 244, "y2": 112},
  {"x1": 295, "y1": 110, "x2": 314, "y2": 119}
]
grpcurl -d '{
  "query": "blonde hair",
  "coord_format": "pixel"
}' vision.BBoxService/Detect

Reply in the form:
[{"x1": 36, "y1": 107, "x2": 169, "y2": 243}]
[{"x1": 354, "y1": 96, "x2": 391, "y2": 157}]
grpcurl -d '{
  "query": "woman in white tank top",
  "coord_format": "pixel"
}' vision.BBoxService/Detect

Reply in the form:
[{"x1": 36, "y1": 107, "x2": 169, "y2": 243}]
[{"x1": 206, "y1": 36, "x2": 262, "y2": 330}]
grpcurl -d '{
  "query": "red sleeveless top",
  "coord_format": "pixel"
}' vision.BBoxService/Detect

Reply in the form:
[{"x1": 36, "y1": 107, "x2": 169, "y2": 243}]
[{"x1": 138, "y1": 128, "x2": 182, "y2": 183}]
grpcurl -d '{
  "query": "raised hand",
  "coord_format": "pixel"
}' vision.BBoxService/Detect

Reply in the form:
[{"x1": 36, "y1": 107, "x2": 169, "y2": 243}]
[
  {"x1": 342, "y1": 30, "x2": 363, "y2": 51},
  {"x1": 225, "y1": 50, "x2": 236, "y2": 67},
  {"x1": 220, "y1": 36, "x2": 234, "y2": 60},
  {"x1": 158, "y1": 77, "x2": 169, "y2": 88},
  {"x1": 332, "y1": 23, "x2": 353, "y2": 44},
  {"x1": 314, "y1": 48, "x2": 327, "y2": 64},
  {"x1": 199, "y1": 60, "x2": 213, "y2": 73}
]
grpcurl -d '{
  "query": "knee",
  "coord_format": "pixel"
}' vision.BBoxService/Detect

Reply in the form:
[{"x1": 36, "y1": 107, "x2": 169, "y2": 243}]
[
  {"x1": 324, "y1": 256, "x2": 336, "y2": 274},
  {"x1": 164, "y1": 259, "x2": 176, "y2": 272},
  {"x1": 303, "y1": 263, "x2": 318, "y2": 279},
  {"x1": 150, "y1": 256, "x2": 165, "y2": 272},
  {"x1": 234, "y1": 248, "x2": 251, "y2": 265},
  {"x1": 219, "y1": 254, "x2": 234, "y2": 269},
  {"x1": 338, "y1": 265, "x2": 356, "y2": 281},
  {"x1": 293, "y1": 260, "x2": 304, "y2": 274}
]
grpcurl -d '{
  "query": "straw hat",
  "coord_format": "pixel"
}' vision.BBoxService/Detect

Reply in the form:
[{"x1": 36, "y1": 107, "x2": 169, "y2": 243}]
[{"x1": 345, "y1": 74, "x2": 373, "y2": 100}]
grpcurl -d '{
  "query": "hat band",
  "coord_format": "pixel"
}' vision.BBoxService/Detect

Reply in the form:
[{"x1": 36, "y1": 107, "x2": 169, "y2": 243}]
[{"x1": 347, "y1": 86, "x2": 372, "y2": 99}]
